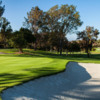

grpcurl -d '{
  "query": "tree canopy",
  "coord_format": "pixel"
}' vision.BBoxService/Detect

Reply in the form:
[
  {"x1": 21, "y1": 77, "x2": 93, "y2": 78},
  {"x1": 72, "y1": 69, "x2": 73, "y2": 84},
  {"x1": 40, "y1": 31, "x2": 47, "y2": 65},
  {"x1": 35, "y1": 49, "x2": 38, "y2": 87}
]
[
  {"x1": 0, "y1": 1, "x2": 5, "y2": 17},
  {"x1": 25, "y1": 4, "x2": 82, "y2": 54},
  {"x1": 77, "y1": 26, "x2": 100, "y2": 57},
  {"x1": 0, "y1": 17, "x2": 12, "y2": 48}
]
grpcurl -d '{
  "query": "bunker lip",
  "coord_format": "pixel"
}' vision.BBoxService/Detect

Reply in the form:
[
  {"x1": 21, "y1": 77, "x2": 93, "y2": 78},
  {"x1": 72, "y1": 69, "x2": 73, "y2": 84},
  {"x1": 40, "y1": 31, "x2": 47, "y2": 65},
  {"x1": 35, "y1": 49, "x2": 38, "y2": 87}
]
[{"x1": 2, "y1": 62, "x2": 100, "y2": 100}]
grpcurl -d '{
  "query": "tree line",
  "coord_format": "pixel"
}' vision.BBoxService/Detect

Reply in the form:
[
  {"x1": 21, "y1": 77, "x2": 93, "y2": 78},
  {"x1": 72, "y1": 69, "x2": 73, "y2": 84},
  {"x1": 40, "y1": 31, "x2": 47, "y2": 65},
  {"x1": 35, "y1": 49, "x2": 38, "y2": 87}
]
[{"x1": 0, "y1": 1, "x2": 99, "y2": 57}]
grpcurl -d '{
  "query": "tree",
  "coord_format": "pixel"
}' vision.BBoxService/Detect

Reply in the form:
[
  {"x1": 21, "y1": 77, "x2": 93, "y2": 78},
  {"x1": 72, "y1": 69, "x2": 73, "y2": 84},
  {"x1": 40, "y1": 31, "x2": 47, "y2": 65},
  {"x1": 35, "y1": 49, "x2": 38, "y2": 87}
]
[
  {"x1": 77, "y1": 26, "x2": 99, "y2": 57},
  {"x1": 0, "y1": 1, "x2": 5, "y2": 48},
  {"x1": 0, "y1": 17, "x2": 12, "y2": 48},
  {"x1": 11, "y1": 28, "x2": 35, "y2": 53},
  {"x1": 20, "y1": 28, "x2": 35, "y2": 46},
  {"x1": 11, "y1": 31, "x2": 27, "y2": 53},
  {"x1": 47, "y1": 5, "x2": 59, "y2": 33},
  {"x1": 25, "y1": 5, "x2": 82, "y2": 54},
  {"x1": 0, "y1": 1, "x2": 5, "y2": 17},
  {"x1": 47, "y1": 4, "x2": 82, "y2": 55},
  {"x1": 48, "y1": 32, "x2": 68, "y2": 52},
  {"x1": 93, "y1": 39, "x2": 100, "y2": 47},
  {"x1": 67, "y1": 41, "x2": 81, "y2": 54},
  {"x1": 37, "y1": 32, "x2": 49, "y2": 50},
  {"x1": 26, "y1": 6, "x2": 43, "y2": 33},
  {"x1": 25, "y1": 6, "x2": 44, "y2": 50}
]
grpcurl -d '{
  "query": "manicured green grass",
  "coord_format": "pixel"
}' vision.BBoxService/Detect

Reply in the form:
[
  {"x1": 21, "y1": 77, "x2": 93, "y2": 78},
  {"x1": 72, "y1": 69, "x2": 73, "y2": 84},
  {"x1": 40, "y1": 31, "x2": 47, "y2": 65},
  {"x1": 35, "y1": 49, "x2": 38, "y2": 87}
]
[
  {"x1": 0, "y1": 49, "x2": 17, "y2": 54},
  {"x1": 0, "y1": 49, "x2": 100, "y2": 100},
  {"x1": 91, "y1": 47, "x2": 100, "y2": 54}
]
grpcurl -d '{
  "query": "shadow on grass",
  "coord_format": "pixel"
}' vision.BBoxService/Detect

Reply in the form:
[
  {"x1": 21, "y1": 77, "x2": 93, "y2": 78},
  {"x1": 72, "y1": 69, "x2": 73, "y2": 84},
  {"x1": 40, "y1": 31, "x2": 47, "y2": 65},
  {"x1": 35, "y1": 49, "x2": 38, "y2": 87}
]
[
  {"x1": 0, "y1": 73, "x2": 30, "y2": 91},
  {"x1": 0, "y1": 66, "x2": 65, "y2": 92}
]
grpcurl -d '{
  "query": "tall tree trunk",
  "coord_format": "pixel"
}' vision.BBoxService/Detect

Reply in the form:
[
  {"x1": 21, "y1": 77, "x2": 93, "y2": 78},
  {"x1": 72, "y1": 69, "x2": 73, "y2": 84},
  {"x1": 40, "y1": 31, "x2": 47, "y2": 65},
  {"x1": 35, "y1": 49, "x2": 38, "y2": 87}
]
[
  {"x1": 87, "y1": 52, "x2": 90, "y2": 58},
  {"x1": 66, "y1": 50, "x2": 68, "y2": 56},
  {"x1": 4, "y1": 42, "x2": 6, "y2": 49},
  {"x1": 31, "y1": 42, "x2": 34, "y2": 49},
  {"x1": 34, "y1": 41, "x2": 37, "y2": 51},
  {"x1": 34, "y1": 33, "x2": 38, "y2": 51},
  {"x1": 85, "y1": 41, "x2": 90, "y2": 58},
  {"x1": 19, "y1": 48, "x2": 23, "y2": 53},
  {"x1": 50, "y1": 45, "x2": 53, "y2": 52},
  {"x1": 3, "y1": 35, "x2": 6, "y2": 48},
  {"x1": 59, "y1": 39, "x2": 63, "y2": 55}
]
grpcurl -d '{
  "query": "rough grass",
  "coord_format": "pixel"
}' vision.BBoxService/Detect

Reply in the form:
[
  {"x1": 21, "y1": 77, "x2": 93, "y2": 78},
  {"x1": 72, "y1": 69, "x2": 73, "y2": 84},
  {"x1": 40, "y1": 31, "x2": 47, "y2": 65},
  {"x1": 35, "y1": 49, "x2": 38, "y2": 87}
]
[{"x1": 0, "y1": 49, "x2": 100, "y2": 100}]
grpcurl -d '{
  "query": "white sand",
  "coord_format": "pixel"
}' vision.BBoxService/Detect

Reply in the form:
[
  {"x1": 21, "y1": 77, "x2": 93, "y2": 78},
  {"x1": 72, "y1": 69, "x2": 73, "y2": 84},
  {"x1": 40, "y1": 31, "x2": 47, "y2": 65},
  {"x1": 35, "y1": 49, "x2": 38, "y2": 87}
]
[{"x1": 2, "y1": 62, "x2": 100, "y2": 100}]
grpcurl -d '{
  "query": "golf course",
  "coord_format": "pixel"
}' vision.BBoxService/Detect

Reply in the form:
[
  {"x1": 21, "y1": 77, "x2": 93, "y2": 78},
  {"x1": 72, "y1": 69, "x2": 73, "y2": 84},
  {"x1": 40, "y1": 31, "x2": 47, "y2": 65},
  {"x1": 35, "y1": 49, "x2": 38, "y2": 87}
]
[
  {"x1": 0, "y1": 49, "x2": 100, "y2": 100},
  {"x1": 0, "y1": 0, "x2": 100, "y2": 99}
]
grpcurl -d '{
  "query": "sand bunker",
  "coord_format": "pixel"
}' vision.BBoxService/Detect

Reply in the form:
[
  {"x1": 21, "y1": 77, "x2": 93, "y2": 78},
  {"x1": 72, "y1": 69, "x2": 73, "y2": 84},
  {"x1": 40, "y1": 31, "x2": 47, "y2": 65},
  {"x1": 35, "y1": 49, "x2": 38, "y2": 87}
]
[{"x1": 2, "y1": 62, "x2": 100, "y2": 100}]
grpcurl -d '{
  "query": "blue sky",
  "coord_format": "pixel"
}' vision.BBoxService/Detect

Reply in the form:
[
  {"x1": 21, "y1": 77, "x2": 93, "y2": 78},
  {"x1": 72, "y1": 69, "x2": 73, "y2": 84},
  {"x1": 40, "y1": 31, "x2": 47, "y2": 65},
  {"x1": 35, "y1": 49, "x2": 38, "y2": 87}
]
[{"x1": 2, "y1": 0, "x2": 100, "y2": 40}]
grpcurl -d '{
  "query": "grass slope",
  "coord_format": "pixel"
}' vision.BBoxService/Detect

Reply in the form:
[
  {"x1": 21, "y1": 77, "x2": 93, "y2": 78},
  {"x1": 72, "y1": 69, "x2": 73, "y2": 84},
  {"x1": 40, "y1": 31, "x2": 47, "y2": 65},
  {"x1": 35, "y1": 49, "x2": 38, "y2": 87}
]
[{"x1": 0, "y1": 49, "x2": 100, "y2": 100}]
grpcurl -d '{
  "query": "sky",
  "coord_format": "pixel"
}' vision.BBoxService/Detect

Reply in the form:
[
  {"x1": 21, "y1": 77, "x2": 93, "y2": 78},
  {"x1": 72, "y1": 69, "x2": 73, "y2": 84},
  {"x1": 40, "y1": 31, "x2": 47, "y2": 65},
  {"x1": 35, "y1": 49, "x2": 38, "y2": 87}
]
[{"x1": 2, "y1": 0, "x2": 100, "y2": 41}]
